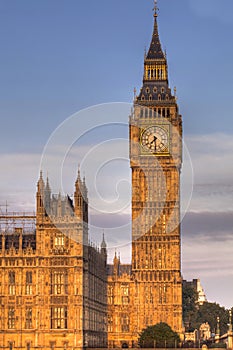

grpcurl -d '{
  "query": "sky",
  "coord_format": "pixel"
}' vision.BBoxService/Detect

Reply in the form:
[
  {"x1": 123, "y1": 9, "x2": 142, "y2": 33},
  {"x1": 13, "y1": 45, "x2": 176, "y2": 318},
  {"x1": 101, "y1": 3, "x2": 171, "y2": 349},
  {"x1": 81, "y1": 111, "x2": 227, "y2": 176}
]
[{"x1": 0, "y1": 0, "x2": 233, "y2": 309}]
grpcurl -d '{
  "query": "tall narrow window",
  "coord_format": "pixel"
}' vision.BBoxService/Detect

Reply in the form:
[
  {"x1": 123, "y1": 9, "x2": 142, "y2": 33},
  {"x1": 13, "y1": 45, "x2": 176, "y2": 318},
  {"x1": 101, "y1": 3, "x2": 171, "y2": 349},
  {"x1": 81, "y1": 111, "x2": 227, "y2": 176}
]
[
  {"x1": 25, "y1": 307, "x2": 32, "y2": 329},
  {"x1": 26, "y1": 271, "x2": 32, "y2": 295},
  {"x1": 9, "y1": 342, "x2": 13, "y2": 350},
  {"x1": 54, "y1": 234, "x2": 65, "y2": 247},
  {"x1": 8, "y1": 307, "x2": 15, "y2": 329},
  {"x1": 51, "y1": 307, "x2": 67, "y2": 329},
  {"x1": 26, "y1": 343, "x2": 31, "y2": 350},
  {"x1": 108, "y1": 286, "x2": 113, "y2": 305},
  {"x1": 51, "y1": 270, "x2": 67, "y2": 295},
  {"x1": 121, "y1": 313, "x2": 129, "y2": 332},
  {"x1": 108, "y1": 316, "x2": 113, "y2": 332},
  {"x1": 8, "y1": 271, "x2": 15, "y2": 295},
  {"x1": 121, "y1": 285, "x2": 129, "y2": 305}
]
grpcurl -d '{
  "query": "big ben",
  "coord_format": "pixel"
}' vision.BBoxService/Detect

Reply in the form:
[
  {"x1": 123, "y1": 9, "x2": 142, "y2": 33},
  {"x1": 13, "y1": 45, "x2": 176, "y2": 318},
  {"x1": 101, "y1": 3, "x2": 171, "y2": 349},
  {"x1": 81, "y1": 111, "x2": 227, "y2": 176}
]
[{"x1": 130, "y1": 1, "x2": 183, "y2": 335}]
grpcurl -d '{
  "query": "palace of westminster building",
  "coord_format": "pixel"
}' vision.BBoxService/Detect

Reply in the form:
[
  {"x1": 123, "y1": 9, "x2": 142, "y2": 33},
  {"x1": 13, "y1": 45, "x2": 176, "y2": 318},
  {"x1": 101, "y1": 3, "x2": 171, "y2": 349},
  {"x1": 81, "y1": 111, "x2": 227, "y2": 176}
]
[{"x1": 0, "y1": 4, "x2": 183, "y2": 350}]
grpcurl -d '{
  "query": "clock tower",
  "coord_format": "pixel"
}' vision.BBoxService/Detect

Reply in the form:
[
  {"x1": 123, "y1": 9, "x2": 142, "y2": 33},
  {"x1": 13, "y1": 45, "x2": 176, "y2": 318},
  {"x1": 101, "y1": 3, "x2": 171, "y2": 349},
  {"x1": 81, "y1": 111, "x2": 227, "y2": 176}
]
[{"x1": 130, "y1": 3, "x2": 183, "y2": 333}]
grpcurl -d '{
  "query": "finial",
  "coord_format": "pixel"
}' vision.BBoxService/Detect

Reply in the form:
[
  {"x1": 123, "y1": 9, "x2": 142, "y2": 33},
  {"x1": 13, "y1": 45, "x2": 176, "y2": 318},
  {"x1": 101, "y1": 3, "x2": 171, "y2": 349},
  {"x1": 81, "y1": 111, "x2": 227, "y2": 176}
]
[
  {"x1": 144, "y1": 46, "x2": 147, "y2": 59},
  {"x1": 76, "y1": 164, "x2": 81, "y2": 182},
  {"x1": 134, "y1": 87, "x2": 137, "y2": 101},
  {"x1": 45, "y1": 174, "x2": 51, "y2": 191},
  {"x1": 101, "y1": 230, "x2": 107, "y2": 249},
  {"x1": 153, "y1": 0, "x2": 158, "y2": 17},
  {"x1": 38, "y1": 170, "x2": 44, "y2": 187},
  {"x1": 174, "y1": 86, "x2": 177, "y2": 100}
]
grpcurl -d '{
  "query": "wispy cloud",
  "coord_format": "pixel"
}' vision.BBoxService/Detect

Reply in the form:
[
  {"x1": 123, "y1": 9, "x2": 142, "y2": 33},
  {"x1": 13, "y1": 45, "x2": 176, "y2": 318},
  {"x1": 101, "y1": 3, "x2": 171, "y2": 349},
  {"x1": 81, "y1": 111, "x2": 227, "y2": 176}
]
[{"x1": 1, "y1": 132, "x2": 233, "y2": 307}]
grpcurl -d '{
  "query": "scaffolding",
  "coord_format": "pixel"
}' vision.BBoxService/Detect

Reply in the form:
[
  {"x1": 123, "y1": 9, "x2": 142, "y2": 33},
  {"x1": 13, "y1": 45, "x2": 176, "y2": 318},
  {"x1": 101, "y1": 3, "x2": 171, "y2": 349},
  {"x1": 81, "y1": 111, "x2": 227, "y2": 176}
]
[{"x1": 0, "y1": 204, "x2": 36, "y2": 234}]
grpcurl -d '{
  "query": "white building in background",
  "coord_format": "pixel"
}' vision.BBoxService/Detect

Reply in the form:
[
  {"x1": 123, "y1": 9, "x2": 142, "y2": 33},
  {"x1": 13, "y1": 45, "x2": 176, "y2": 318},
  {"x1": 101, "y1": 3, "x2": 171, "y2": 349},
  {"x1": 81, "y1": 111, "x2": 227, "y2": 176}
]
[{"x1": 183, "y1": 278, "x2": 207, "y2": 305}]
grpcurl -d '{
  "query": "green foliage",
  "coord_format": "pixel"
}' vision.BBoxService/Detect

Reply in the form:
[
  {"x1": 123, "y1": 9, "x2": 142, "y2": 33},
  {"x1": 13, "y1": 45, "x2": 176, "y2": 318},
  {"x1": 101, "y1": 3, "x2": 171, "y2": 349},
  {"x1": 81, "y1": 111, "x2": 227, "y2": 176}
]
[
  {"x1": 182, "y1": 284, "x2": 198, "y2": 331},
  {"x1": 182, "y1": 283, "x2": 233, "y2": 334},
  {"x1": 196, "y1": 302, "x2": 229, "y2": 334},
  {"x1": 138, "y1": 322, "x2": 180, "y2": 348}
]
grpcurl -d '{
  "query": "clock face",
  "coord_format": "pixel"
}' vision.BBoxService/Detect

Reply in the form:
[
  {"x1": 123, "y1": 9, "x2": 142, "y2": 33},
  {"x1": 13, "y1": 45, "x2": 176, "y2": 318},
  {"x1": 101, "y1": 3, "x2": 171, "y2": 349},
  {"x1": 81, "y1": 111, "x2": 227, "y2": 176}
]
[{"x1": 141, "y1": 126, "x2": 169, "y2": 153}]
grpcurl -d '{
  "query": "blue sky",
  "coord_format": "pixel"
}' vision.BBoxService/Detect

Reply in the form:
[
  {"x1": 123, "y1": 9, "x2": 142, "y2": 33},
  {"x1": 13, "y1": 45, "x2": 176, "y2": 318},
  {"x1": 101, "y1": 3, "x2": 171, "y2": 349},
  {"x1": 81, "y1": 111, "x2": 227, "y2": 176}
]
[{"x1": 1, "y1": 0, "x2": 233, "y2": 309}]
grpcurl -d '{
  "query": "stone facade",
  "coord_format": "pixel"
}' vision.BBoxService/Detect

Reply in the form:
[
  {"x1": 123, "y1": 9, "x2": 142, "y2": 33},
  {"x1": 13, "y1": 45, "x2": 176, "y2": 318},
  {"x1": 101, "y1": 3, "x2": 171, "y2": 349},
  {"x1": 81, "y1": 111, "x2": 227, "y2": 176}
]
[
  {"x1": 0, "y1": 6, "x2": 183, "y2": 350},
  {"x1": 0, "y1": 171, "x2": 107, "y2": 350}
]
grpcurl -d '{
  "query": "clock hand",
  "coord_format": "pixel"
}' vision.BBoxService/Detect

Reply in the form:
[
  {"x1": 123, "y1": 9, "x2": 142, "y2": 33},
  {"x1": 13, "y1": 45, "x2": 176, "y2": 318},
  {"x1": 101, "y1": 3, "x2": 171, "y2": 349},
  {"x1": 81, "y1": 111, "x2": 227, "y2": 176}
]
[
  {"x1": 154, "y1": 136, "x2": 157, "y2": 150},
  {"x1": 149, "y1": 136, "x2": 157, "y2": 144}
]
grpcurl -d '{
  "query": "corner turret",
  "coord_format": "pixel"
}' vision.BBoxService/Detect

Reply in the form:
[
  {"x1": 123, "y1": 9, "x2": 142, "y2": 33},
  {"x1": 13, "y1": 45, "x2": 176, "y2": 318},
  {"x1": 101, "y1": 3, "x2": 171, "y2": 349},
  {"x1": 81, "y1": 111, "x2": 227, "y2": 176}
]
[
  {"x1": 36, "y1": 171, "x2": 45, "y2": 218},
  {"x1": 74, "y1": 168, "x2": 88, "y2": 224},
  {"x1": 101, "y1": 232, "x2": 107, "y2": 264},
  {"x1": 44, "y1": 176, "x2": 51, "y2": 214}
]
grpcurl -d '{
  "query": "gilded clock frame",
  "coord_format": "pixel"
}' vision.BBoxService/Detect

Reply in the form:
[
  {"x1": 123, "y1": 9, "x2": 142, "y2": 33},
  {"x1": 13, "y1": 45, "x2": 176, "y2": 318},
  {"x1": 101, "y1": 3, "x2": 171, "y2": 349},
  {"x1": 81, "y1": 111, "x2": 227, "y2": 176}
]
[{"x1": 140, "y1": 123, "x2": 170, "y2": 156}]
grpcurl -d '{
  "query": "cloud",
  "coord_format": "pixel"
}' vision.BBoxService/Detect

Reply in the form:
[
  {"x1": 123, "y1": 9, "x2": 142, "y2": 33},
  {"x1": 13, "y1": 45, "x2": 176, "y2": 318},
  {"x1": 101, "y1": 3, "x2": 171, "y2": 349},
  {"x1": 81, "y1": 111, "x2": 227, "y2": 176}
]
[
  {"x1": 182, "y1": 210, "x2": 233, "y2": 308},
  {"x1": 183, "y1": 133, "x2": 233, "y2": 212},
  {"x1": 182, "y1": 211, "x2": 233, "y2": 239},
  {"x1": 1, "y1": 132, "x2": 233, "y2": 307}
]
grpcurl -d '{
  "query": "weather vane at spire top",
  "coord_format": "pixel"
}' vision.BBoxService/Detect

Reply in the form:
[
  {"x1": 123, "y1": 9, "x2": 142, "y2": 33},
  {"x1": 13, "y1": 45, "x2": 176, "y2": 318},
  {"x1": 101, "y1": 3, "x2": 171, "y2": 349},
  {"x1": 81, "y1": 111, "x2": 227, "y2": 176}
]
[{"x1": 153, "y1": 0, "x2": 158, "y2": 17}]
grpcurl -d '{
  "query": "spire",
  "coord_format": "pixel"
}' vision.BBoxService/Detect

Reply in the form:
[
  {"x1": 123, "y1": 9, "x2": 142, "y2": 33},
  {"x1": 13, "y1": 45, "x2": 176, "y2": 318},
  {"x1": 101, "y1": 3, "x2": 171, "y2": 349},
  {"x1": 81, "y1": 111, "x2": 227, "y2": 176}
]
[
  {"x1": 44, "y1": 175, "x2": 51, "y2": 214},
  {"x1": 37, "y1": 170, "x2": 45, "y2": 190},
  {"x1": 146, "y1": 0, "x2": 165, "y2": 60},
  {"x1": 36, "y1": 170, "x2": 45, "y2": 218},
  {"x1": 101, "y1": 231, "x2": 107, "y2": 249},
  {"x1": 153, "y1": 0, "x2": 158, "y2": 17},
  {"x1": 135, "y1": 1, "x2": 173, "y2": 104},
  {"x1": 82, "y1": 175, "x2": 88, "y2": 199},
  {"x1": 75, "y1": 166, "x2": 83, "y2": 194},
  {"x1": 45, "y1": 175, "x2": 51, "y2": 192},
  {"x1": 101, "y1": 231, "x2": 107, "y2": 263},
  {"x1": 76, "y1": 166, "x2": 81, "y2": 183}
]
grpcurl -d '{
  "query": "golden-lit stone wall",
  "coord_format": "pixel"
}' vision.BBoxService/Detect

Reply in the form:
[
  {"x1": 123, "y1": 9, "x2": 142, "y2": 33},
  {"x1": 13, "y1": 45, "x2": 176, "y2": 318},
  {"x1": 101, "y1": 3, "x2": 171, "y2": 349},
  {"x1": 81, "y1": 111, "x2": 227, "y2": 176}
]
[{"x1": 0, "y1": 173, "x2": 107, "y2": 350}]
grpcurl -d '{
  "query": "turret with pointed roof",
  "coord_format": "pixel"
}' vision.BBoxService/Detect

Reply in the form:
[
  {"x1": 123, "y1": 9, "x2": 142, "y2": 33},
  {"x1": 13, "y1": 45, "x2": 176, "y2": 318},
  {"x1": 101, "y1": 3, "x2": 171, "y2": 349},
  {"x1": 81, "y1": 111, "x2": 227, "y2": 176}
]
[
  {"x1": 36, "y1": 171, "x2": 45, "y2": 218},
  {"x1": 44, "y1": 176, "x2": 51, "y2": 214},
  {"x1": 101, "y1": 232, "x2": 107, "y2": 265}
]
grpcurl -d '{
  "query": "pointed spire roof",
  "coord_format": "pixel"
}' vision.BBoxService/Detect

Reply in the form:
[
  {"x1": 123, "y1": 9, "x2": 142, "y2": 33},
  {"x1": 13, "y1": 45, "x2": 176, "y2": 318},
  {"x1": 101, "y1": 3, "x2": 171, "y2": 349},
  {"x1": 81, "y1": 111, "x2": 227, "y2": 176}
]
[
  {"x1": 146, "y1": 1, "x2": 165, "y2": 61},
  {"x1": 45, "y1": 175, "x2": 51, "y2": 192},
  {"x1": 82, "y1": 175, "x2": 88, "y2": 194},
  {"x1": 37, "y1": 170, "x2": 45, "y2": 189},
  {"x1": 76, "y1": 166, "x2": 81, "y2": 182},
  {"x1": 75, "y1": 166, "x2": 83, "y2": 192},
  {"x1": 101, "y1": 231, "x2": 107, "y2": 249}
]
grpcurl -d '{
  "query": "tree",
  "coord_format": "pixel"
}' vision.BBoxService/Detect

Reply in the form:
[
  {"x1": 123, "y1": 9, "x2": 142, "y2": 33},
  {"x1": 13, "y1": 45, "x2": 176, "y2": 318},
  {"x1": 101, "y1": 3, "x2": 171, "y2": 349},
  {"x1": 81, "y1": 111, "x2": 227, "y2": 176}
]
[
  {"x1": 182, "y1": 282, "x2": 231, "y2": 334},
  {"x1": 139, "y1": 322, "x2": 180, "y2": 348},
  {"x1": 196, "y1": 302, "x2": 229, "y2": 335},
  {"x1": 182, "y1": 284, "x2": 198, "y2": 331}
]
